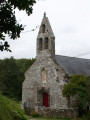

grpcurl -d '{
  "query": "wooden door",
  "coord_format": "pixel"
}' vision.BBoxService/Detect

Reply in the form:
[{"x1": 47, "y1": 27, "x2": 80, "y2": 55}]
[{"x1": 43, "y1": 92, "x2": 48, "y2": 107}]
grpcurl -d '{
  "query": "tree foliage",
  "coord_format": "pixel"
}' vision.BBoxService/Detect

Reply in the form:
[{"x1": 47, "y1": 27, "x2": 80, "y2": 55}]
[
  {"x1": 62, "y1": 74, "x2": 90, "y2": 111},
  {"x1": 0, "y1": 0, "x2": 36, "y2": 51},
  {"x1": 0, "y1": 57, "x2": 35, "y2": 100},
  {"x1": 0, "y1": 94, "x2": 27, "y2": 120}
]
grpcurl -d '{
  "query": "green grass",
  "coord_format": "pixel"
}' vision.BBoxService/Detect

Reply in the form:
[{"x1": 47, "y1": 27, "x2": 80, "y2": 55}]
[
  {"x1": 0, "y1": 93, "x2": 27, "y2": 120},
  {"x1": 30, "y1": 118, "x2": 71, "y2": 120},
  {"x1": 29, "y1": 116, "x2": 89, "y2": 120},
  {"x1": 29, "y1": 117, "x2": 72, "y2": 120}
]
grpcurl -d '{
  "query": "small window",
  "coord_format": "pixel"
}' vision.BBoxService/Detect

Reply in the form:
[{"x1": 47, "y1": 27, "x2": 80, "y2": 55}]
[
  {"x1": 39, "y1": 38, "x2": 42, "y2": 50},
  {"x1": 42, "y1": 24, "x2": 45, "y2": 33},
  {"x1": 44, "y1": 37, "x2": 48, "y2": 49},
  {"x1": 42, "y1": 68, "x2": 46, "y2": 83}
]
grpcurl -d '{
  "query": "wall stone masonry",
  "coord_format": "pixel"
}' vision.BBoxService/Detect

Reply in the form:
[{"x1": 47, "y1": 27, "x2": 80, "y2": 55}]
[{"x1": 38, "y1": 107, "x2": 78, "y2": 118}]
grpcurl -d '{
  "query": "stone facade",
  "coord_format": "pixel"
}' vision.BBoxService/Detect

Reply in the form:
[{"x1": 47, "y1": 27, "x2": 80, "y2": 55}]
[{"x1": 22, "y1": 13, "x2": 78, "y2": 117}]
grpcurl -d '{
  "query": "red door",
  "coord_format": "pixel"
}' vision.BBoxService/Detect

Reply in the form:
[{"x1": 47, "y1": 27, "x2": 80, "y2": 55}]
[{"x1": 43, "y1": 92, "x2": 48, "y2": 107}]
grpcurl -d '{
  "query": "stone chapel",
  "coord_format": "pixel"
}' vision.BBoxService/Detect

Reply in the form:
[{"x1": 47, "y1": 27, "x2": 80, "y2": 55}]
[{"x1": 22, "y1": 13, "x2": 90, "y2": 117}]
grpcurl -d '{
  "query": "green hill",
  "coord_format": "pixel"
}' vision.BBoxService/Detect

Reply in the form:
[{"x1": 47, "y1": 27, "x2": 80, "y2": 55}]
[{"x1": 0, "y1": 94, "x2": 27, "y2": 120}]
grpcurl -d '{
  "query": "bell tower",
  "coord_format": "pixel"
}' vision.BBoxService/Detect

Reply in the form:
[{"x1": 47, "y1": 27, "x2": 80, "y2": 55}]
[{"x1": 36, "y1": 13, "x2": 55, "y2": 60}]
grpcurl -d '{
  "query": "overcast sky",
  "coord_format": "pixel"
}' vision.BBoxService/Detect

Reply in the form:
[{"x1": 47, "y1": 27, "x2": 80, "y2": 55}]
[{"x1": 1, "y1": 0, "x2": 90, "y2": 59}]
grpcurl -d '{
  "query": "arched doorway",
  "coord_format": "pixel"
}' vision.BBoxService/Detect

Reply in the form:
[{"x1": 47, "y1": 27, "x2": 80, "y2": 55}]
[{"x1": 43, "y1": 92, "x2": 48, "y2": 107}]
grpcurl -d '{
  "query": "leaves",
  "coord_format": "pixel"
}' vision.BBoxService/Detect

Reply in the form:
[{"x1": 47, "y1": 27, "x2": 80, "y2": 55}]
[
  {"x1": 0, "y1": 41, "x2": 11, "y2": 52},
  {"x1": 62, "y1": 74, "x2": 90, "y2": 110},
  {"x1": 0, "y1": 57, "x2": 35, "y2": 100},
  {"x1": 0, "y1": 0, "x2": 36, "y2": 51}
]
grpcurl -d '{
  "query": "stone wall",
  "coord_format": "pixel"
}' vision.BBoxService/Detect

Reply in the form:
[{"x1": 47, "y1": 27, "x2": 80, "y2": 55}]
[
  {"x1": 37, "y1": 14, "x2": 55, "y2": 60},
  {"x1": 38, "y1": 107, "x2": 78, "y2": 118}
]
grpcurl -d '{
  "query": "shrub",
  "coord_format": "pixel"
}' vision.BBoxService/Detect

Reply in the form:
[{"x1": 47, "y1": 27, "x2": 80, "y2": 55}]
[
  {"x1": 11, "y1": 110, "x2": 27, "y2": 120},
  {"x1": 30, "y1": 111, "x2": 40, "y2": 117},
  {"x1": 0, "y1": 93, "x2": 27, "y2": 120}
]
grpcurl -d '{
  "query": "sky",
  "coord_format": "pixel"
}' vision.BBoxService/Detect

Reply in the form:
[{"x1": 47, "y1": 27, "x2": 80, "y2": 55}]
[{"x1": 1, "y1": 0, "x2": 90, "y2": 59}]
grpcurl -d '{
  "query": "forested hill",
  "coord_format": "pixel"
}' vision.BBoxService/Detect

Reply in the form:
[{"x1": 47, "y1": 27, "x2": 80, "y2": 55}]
[{"x1": 0, "y1": 57, "x2": 35, "y2": 101}]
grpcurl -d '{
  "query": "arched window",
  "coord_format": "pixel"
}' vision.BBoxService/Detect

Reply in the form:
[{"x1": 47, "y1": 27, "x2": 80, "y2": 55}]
[
  {"x1": 41, "y1": 68, "x2": 46, "y2": 83},
  {"x1": 42, "y1": 24, "x2": 45, "y2": 33},
  {"x1": 39, "y1": 38, "x2": 42, "y2": 50},
  {"x1": 44, "y1": 37, "x2": 48, "y2": 49}
]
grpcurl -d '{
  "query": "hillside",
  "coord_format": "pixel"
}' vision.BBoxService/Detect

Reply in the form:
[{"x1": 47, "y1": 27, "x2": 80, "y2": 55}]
[{"x1": 0, "y1": 94, "x2": 27, "y2": 120}]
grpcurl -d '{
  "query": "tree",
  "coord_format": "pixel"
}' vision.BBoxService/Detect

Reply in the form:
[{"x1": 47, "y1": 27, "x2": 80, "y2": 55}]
[
  {"x1": 0, "y1": 57, "x2": 22, "y2": 100},
  {"x1": 16, "y1": 58, "x2": 35, "y2": 73},
  {"x1": 62, "y1": 74, "x2": 90, "y2": 114},
  {"x1": 0, "y1": 57, "x2": 35, "y2": 100},
  {"x1": 0, "y1": 0, "x2": 36, "y2": 51}
]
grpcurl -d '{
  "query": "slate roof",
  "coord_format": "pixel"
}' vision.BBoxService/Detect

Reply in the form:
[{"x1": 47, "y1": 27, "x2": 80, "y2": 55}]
[{"x1": 55, "y1": 55, "x2": 90, "y2": 76}]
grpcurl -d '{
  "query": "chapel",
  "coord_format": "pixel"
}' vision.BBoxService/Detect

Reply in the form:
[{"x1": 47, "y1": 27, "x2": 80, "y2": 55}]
[{"x1": 22, "y1": 13, "x2": 90, "y2": 117}]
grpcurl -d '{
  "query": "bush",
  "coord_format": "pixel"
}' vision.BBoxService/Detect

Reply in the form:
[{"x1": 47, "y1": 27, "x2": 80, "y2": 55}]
[
  {"x1": 87, "y1": 110, "x2": 90, "y2": 116},
  {"x1": 82, "y1": 115, "x2": 90, "y2": 120},
  {"x1": 11, "y1": 110, "x2": 27, "y2": 120},
  {"x1": 30, "y1": 111, "x2": 40, "y2": 117},
  {"x1": 0, "y1": 94, "x2": 27, "y2": 120}
]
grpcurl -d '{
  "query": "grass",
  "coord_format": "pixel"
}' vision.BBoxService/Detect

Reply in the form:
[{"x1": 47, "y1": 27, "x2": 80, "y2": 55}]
[
  {"x1": 29, "y1": 116, "x2": 89, "y2": 120},
  {"x1": 29, "y1": 118, "x2": 81, "y2": 120},
  {"x1": 29, "y1": 117, "x2": 72, "y2": 120},
  {"x1": 0, "y1": 93, "x2": 27, "y2": 120}
]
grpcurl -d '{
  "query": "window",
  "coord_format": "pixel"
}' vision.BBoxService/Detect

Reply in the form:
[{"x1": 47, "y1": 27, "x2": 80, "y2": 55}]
[
  {"x1": 42, "y1": 68, "x2": 46, "y2": 83},
  {"x1": 42, "y1": 24, "x2": 45, "y2": 33},
  {"x1": 39, "y1": 38, "x2": 42, "y2": 50},
  {"x1": 44, "y1": 37, "x2": 48, "y2": 49}
]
